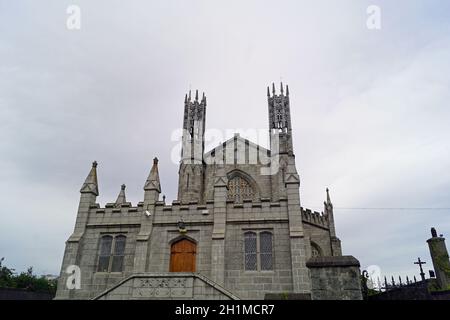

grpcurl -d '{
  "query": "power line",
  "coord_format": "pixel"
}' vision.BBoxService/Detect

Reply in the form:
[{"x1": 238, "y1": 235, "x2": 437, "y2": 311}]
[
  {"x1": 307, "y1": 207, "x2": 450, "y2": 211},
  {"x1": 336, "y1": 207, "x2": 450, "y2": 210}
]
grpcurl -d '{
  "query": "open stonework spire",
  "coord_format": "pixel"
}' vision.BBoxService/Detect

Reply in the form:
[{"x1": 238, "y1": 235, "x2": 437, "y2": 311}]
[
  {"x1": 80, "y1": 161, "x2": 99, "y2": 196},
  {"x1": 115, "y1": 184, "x2": 127, "y2": 206},
  {"x1": 181, "y1": 88, "x2": 206, "y2": 163},
  {"x1": 178, "y1": 89, "x2": 207, "y2": 203},
  {"x1": 144, "y1": 157, "x2": 161, "y2": 192},
  {"x1": 268, "y1": 81, "x2": 293, "y2": 155}
]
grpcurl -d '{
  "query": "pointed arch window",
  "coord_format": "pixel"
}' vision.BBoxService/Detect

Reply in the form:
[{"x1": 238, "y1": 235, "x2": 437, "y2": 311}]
[
  {"x1": 311, "y1": 242, "x2": 322, "y2": 258},
  {"x1": 276, "y1": 109, "x2": 283, "y2": 129},
  {"x1": 227, "y1": 176, "x2": 254, "y2": 203}
]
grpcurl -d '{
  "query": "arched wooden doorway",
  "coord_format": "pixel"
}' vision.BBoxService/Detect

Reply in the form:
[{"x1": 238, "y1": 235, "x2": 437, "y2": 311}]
[{"x1": 169, "y1": 238, "x2": 197, "y2": 272}]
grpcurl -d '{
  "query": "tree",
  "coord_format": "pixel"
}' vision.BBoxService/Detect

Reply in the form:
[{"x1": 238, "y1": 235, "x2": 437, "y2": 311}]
[
  {"x1": 0, "y1": 257, "x2": 15, "y2": 288},
  {"x1": 0, "y1": 258, "x2": 57, "y2": 295}
]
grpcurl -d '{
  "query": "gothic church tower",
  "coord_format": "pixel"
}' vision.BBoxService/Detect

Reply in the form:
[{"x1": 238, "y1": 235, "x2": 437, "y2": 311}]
[
  {"x1": 268, "y1": 83, "x2": 294, "y2": 201},
  {"x1": 268, "y1": 82, "x2": 293, "y2": 155},
  {"x1": 178, "y1": 90, "x2": 206, "y2": 203}
]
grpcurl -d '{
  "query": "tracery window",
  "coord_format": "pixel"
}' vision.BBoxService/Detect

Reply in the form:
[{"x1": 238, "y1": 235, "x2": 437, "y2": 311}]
[{"x1": 227, "y1": 176, "x2": 254, "y2": 203}]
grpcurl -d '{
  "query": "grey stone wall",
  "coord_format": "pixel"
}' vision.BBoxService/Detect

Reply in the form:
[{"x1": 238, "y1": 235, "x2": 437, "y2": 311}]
[
  {"x1": 303, "y1": 223, "x2": 333, "y2": 257},
  {"x1": 306, "y1": 256, "x2": 363, "y2": 300},
  {"x1": 224, "y1": 222, "x2": 293, "y2": 299},
  {"x1": 55, "y1": 195, "x2": 340, "y2": 299},
  {"x1": 56, "y1": 151, "x2": 343, "y2": 301},
  {"x1": 56, "y1": 194, "x2": 341, "y2": 300},
  {"x1": 55, "y1": 225, "x2": 139, "y2": 299}
]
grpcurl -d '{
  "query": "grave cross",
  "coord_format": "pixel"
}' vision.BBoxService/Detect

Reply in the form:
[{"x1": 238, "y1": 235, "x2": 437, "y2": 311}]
[{"x1": 414, "y1": 257, "x2": 426, "y2": 281}]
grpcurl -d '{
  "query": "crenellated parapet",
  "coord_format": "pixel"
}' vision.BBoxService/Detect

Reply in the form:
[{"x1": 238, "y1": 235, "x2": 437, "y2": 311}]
[
  {"x1": 301, "y1": 207, "x2": 330, "y2": 229},
  {"x1": 86, "y1": 188, "x2": 332, "y2": 232},
  {"x1": 86, "y1": 202, "x2": 143, "y2": 227},
  {"x1": 88, "y1": 194, "x2": 335, "y2": 231}
]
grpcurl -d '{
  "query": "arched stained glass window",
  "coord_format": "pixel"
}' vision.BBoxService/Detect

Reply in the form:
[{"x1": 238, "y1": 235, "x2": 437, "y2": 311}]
[{"x1": 227, "y1": 176, "x2": 254, "y2": 203}]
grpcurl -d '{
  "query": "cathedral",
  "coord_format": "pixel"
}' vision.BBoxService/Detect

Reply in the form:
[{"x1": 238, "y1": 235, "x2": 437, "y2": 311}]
[{"x1": 55, "y1": 84, "x2": 362, "y2": 300}]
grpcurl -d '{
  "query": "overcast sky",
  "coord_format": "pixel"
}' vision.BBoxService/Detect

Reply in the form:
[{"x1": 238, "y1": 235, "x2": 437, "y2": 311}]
[{"x1": 1, "y1": 1, "x2": 449, "y2": 282}]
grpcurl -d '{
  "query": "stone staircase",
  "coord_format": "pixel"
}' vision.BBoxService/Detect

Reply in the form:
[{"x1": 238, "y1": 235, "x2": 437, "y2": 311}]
[{"x1": 93, "y1": 272, "x2": 240, "y2": 300}]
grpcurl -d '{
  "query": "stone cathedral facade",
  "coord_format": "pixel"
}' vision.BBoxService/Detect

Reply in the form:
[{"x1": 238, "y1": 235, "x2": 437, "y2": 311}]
[{"x1": 55, "y1": 84, "x2": 362, "y2": 300}]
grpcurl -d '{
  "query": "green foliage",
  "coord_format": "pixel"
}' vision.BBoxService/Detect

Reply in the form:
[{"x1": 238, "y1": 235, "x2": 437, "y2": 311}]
[
  {"x1": 428, "y1": 279, "x2": 441, "y2": 292},
  {"x1": 0, "y1": 258, "x2": 57, "y2": 294},
  {"x1": 367, "y1": 288, "x2": 379, "y2": 296},
  {"x1": 0, "y1": 257, "x2": 15, "y2": 288}
]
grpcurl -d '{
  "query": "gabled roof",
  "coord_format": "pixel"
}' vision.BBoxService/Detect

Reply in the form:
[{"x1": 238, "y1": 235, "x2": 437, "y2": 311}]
[{"x1": 204, "y1": 133, "x2": 270, "y2": 159}]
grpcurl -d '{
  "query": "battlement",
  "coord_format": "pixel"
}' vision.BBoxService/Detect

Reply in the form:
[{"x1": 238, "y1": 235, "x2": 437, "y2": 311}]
[
  {"x1": 88, "y1": 199, "x2": 329, "y2": 230},
  {"x1": 157, "y1": 201, "x2": 212, "y2": 214},
  {"x1": 91, "y1": 204, "x2": 141, "y2": 215},
  {"x1": 86, "y1": 197, "x2": 294, "y2": 227},
  {"x1": 301, "y1": 207, "x2": 329, "y2": 229}
]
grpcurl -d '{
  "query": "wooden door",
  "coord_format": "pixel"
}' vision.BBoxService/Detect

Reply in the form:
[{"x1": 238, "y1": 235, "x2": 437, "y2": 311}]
[{"x1": 169, "y1": 239, "x2": 196, "y2": 272}]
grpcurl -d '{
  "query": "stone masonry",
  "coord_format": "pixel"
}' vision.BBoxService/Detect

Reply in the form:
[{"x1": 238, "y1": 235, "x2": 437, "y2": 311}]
[
  {"x1": 306, "y1": 256, "x2": 362, "y2": 300},
  {"x1": 427, "y1": 227, "x2": 450, "y2": 290},
  {"x1": 55, "y1": 84, "x2": 361, "y2": 300}
]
